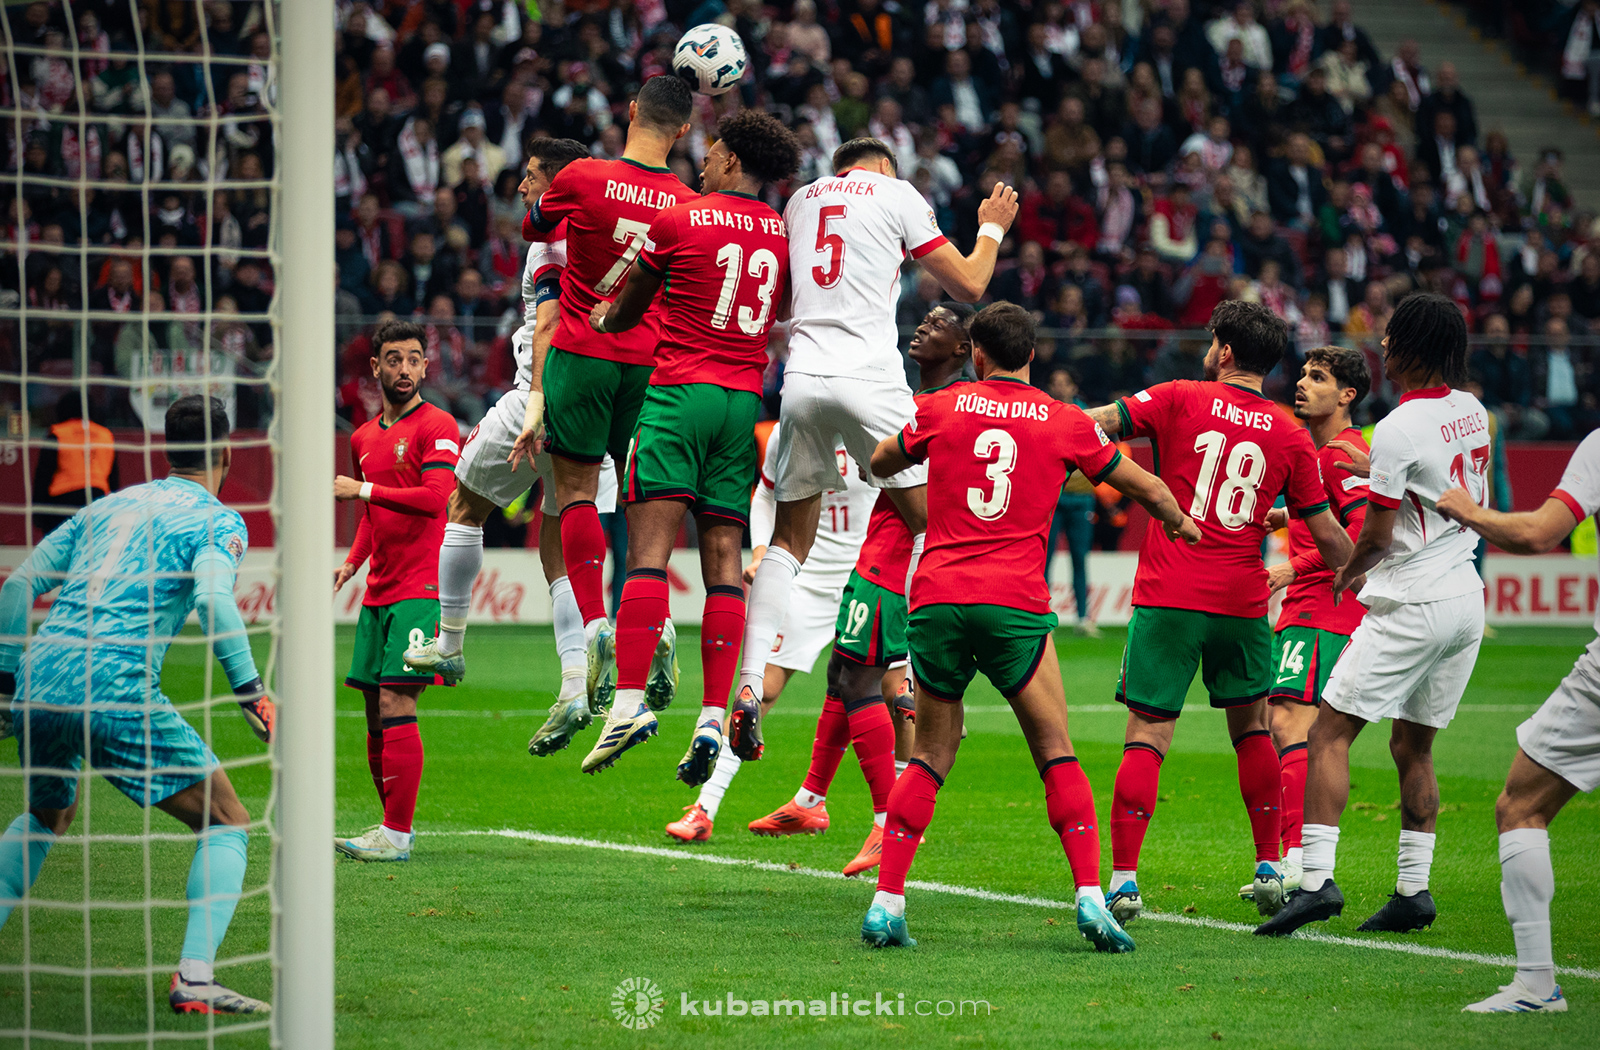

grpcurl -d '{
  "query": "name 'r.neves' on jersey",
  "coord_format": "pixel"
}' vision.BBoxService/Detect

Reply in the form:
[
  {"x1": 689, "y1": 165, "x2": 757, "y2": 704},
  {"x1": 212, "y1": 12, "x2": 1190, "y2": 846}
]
[
  {"x1": 604, "y1": 180, "x2": 679, "y2": 209},
  {"x1": 1210, "y1": 398, "x2": 1276, "y2": 431}
]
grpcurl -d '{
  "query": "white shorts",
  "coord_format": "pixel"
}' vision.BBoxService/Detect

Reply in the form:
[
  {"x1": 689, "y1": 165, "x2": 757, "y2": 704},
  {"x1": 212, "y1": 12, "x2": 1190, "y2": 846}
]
[
  {"x1": 456, "y1": 389, "x2": 617, "y2": 515},
  {"x1": 1518, "y1": 644, "x2": 1600, "y2": 792},
  {"x1": 1322, "y1": 594, "x2": 1484, "y2": 729},
  {"x1": 773, "y1": 373, "x2": 927, "y2": 501},
  {"x1": 768, "y1": 576, "x2": 847, "y2": 673}
]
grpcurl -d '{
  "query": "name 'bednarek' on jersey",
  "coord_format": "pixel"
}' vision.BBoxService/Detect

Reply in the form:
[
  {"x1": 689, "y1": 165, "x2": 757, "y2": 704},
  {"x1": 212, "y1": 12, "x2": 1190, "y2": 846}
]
[
  {"x1": 1362, "y1": 385, "x2": 1491, "y2": 604},
  {"x1": 526, "y1": 157, "x2": 697, "y2": 366},
  {"x1": 511, "y1": 221, "x2": 566, "y2": 390},
  {"x1": 1116, "y1": 379, "x2": 1329, "y2": 619},
  {"x1": 899, "y1": 377, "x2": 1122, "y2": 616},
  {"x1": 783, "y1": 168, "x2": 949, "y2": 381}
]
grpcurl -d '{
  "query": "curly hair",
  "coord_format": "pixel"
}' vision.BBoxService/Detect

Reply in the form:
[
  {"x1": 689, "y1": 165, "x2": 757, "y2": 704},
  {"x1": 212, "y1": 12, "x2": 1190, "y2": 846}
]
[
  {"x1": 1384, "y1": 292, "x2": 1468, "y2": 387},
  {"x1": 1303, "y1": 345, "x2": 1371, "y2": 410},
  {"x1": 1208, "y1": 299, "x2": 1289, "y2": 377},
  {"x1": 716, "y1": 110, "x2": 801, "y2": 186}
]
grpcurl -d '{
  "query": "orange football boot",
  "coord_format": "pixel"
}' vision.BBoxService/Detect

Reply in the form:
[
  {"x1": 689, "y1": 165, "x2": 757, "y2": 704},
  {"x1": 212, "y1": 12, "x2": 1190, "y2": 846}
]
[
  {"x1": 747, "y1": 799, "x2": 829, "y2": 836},
  {"x1": 843, "y1": 824, "x2": 884, "y2": 876},
  {"x1": 666, "y1": 803, "x2": 714, "y2": 842}
]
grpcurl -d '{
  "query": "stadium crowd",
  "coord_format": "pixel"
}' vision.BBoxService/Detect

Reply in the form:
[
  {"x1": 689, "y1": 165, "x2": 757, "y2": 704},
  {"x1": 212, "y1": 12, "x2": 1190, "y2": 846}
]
[{"x1": 1, "y1": 0, "x2": 1598, "y2": 444}]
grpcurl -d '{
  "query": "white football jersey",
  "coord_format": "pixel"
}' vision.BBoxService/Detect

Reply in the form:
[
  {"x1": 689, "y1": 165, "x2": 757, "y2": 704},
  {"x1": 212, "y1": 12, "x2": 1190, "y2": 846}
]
[
  {"x1": 754, "y1": 423, "x2": 875, "y2": 590},
  {"x1": 1549, "y1": 430, "x2": 1600, "y2": 635},
  {"x1": 782, "y1": 169, "x2": 949, "y2": 381},
  {"x1": 1362, "y1": 386, "x2": 1490, "y2": 603},
  {"x1": 512, "y1": 235, "x2": 567, "y2": 391}
]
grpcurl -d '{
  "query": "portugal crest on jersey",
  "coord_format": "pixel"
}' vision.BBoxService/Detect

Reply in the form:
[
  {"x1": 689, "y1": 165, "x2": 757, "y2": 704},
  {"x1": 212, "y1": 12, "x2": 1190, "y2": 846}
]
[{"x1": 393, "y1": 437, "x2": 409, "y2": 462}]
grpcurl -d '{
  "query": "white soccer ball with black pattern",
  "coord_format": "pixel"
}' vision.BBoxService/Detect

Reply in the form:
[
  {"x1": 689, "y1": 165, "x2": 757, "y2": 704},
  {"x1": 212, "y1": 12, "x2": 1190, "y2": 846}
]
[{"x1": 673, "y1": 23, "x2": 747, "y2": 96}]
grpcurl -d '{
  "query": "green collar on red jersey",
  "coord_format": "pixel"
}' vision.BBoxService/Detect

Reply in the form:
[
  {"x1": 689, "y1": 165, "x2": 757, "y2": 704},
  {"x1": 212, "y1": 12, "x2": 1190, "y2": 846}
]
[
  {"x1": 918, "y1": 375, "x2": 969, "y2": 395},
  {"x1": 987, "y1": 375, "x2": 1032, "y2": 387},
  {"x1": 378, "y1": 401, "x2": 425, "y2": 430},
  {"x1": 622, "y1": 157, "x2": 672, "y2": 174},
  {"x1": 715, "y1": 189, "x2": 759, "y2": 200},
  {"x1": 1223, "y1": 381, "x2": 1270, "y2": 400}
]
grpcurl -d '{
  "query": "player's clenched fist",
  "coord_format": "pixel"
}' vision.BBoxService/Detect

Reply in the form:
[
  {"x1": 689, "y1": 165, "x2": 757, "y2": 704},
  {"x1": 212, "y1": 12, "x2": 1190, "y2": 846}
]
[
  {"x1": 976, "y1": 181, "x2": 1020, "y2": 231},
  {"x1": 1165, "y1": 515, "x2": 1203, "y2": 545},
  {"x1": 333, "y1": 475, "x2": 364, "y2": 501},
  {"x1": 1433, "y1": 486, "x2": 1477, "y2": 524},
  {"x1": 587, "y1": 301, "x2": 612, "y2": 334}
]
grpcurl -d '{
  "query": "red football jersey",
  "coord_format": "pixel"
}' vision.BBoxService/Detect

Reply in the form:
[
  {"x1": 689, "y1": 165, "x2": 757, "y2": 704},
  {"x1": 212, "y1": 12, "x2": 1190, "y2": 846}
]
[
  {"x1": 1277, "y1": 426, "x2": 1370, "y2": 634},
  {"x1": 349, "y1": 403, "x2": 459, "y2": 606},
  {"x1": 899, "y1": 377, "x2": 1121, "y2": 615},
  {"x1": 853, "y1": 378, "x2": 967, "y2": 594},
  {"x1": 1116, "y1": 380, "x2": 1330, "y2": 619},
  {"x1": 528, "y1": 158, "x2": 697, "y2": 366},
  {"x1": 634, "y1": 191, "x2": 790, "y2": 394}
]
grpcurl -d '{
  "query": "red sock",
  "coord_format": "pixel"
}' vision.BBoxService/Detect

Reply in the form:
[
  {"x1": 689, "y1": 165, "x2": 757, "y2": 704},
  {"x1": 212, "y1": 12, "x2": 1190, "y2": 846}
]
[
  {"x1": 366, "y1": 733, "x2": 386, "y2": 804},
  {"x1": 802, "y1": 695, "x2": 851, "y2": 796},
  {"x1": 1043, "y1": 757, "x2": 1102, "y2": 890},
  {"x1": 700, "y1": 586, "x2": 745, "y2": 708},
  {"x1": 846, "y1": 699, "x2": 896, "y2": 814},
  {"x1": 1111, "y1": 743, "x2": 1163, "y2": 872},
  {"x1": 558, "y1": 500, "x2": 608, "y2": 625},
  {"x1": 1278, "y1": 741, "x2": 1308, "y2": 853},
  {"x1": 615, "y1": 569, "x2": 669, "y2": 692},
  {"x1": 877, "y1": 760, "x2": 942, "y2": 895},
  {"x1": 380, "y1": 719, "x2": 424, "y2": 834},
  {"x1": 1234, "y1": 730, "x2": 1281, "y2": 862}
]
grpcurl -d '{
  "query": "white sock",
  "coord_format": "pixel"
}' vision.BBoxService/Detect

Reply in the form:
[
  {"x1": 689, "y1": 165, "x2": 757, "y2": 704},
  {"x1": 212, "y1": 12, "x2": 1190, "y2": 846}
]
[
  {"x1": 550, "y1": 576, "x2": 585, "y2": 676},
  {"x1": 177, "y1": 957, "x2": 213, "y2": 984},
  {"x1": 1301, "y1": 823, "x2": 1340, "y2": 892},
  {"x1": 873, "y1": 811, "x2": 886, "y2": 827},
  {"x1": 614, "y1": 687, "x2": 646, "y2": 716},
  {"x1": 737, "y1": 547, "x2": 801, "y2": 698},
  {"x1": 698, "y1": 751, "x2": 742, "y2": 820},
  {"x1": 1285, "y1": 846, "x2": 1304, "y2": 869},
  {"x1": 1111, "y1": 868, "x2": 1137, "y2": 890},
  {"x1": 895, "y1": 760, "x2": 908, "y2": 777},
  {"x1": 904, "y1": 531, "x2": 925, "y2": 599},
  {"x1": 1076, "y1": 885, "x2": 1101, "y2": 904},
  {"x1": 435, "y1": 523, "x2": 482, "y2": 656},
  {"x1": 698, "y1": 703, "x2": 725, "y2": 727},
  {"x1": 872, "y1": 890, "x2": 905, "y2": 918},
  {"x1": 1396, "y1": 829, "x2": 1436, "y2": 895},
  {"x1": 380, "y1": 825, "x2": 411, "y2": 850},
  {"x1": 793, "y1": 788, "x2": 825, "y2": 809},
  {"x1": 1500, "y1": 827, "x2": 1556, "y2": 997}
]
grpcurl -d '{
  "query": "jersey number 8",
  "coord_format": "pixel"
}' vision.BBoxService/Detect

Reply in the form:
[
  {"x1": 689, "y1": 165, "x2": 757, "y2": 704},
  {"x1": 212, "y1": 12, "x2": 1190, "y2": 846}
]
[{"x1": 1191, "y1": 430, "x2": 1265, "y2": 530}]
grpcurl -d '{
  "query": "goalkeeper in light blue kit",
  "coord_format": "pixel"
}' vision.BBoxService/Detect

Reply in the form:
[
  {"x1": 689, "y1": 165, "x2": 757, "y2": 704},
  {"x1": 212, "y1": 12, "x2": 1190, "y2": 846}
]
[{"x1": 0, "y1": 395, "x2": 275, "y2": 1016}]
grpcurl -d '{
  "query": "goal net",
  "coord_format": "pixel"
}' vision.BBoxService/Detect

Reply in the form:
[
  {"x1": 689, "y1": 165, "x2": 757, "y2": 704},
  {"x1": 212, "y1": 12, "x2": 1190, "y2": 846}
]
[{"x1": 0, "y1": 0, "x2": 332, "y2": 1044}]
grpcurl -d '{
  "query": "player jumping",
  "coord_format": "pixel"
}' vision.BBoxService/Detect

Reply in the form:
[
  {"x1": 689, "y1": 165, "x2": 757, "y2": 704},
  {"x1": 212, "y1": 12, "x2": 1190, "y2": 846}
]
[
  {"x1": 1084, "y1": 301, "x2": 1355, "y2": 923},
  {"x1": 582, "y1": 110, "x2": 800, "y2": 777},
  {"x1": 402, "y1": 138, "x2": 637, "y2": 755},
  {"x1": 332, "y1": 320, "x2": 461, "y2": 862},
  {"x1": 1240, "y1": 346, "x2": 1372, "y2": 901},
  {"x1": 742, "y1": 303, "x2": 975, "y2": 877},
  {"x1": 1258, "y1": 293, "x2": 1489, "y2": 936},
  {"x1": 732, "y1": 137, "x2": 1019, "y2": 765},
  {"x1": 1435, "y1": 438, "x2": 1598, "y2": 1014},
  {"x1": 0, "y1": 395, "x2": 274, "y2": 1014},
  {"x1": 861, "y1": 302, "x2": 1201, "y2": 953},
  {"x1": 523, "y1": 75, "x2": 699, "y2": 735}
]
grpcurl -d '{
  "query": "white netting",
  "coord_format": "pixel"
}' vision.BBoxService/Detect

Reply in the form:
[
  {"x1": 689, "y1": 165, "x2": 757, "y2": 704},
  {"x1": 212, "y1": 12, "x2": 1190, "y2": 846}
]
[{"x1": 0, "y1": 1, "x2": 282, "y2": 1043}]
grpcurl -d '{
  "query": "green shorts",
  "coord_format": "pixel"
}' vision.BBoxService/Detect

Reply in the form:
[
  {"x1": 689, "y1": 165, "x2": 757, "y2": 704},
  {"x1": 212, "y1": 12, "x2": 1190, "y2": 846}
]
[
  {"x1": 347, "y1": 598, "x2": 441, "y2": 690},
  {"x1": 908, "y1": 603, "x2": 1058, "y2": 702},
  {"x1": 834, "y1": 571, "x2": 908, "y2": 667},
  {"x1": 623, "y1": 383, "x2": 760, "y2": 524},
  {"x1": 1117, "y1": 605, "x2": 1271, "y2": 719},
  {"x1": 542, "y1": 346, "x2": 653, "y2": 464},
  {"x1": 1267, "y1": 625, "x2": 1352, "y2": 707}
]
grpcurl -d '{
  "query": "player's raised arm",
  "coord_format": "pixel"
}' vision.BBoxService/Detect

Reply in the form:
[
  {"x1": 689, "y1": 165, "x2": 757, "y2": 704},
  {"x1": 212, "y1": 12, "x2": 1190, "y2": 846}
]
[
  {"x1": 192, "y1": 539, "x2": 274, "y2": 743},
  {"x1": 1098, "y1": 456, "x2": 1202, "y2": 544},
  {"x1": 915, "y1": 181, "x2": 1020, "y2": 303}
]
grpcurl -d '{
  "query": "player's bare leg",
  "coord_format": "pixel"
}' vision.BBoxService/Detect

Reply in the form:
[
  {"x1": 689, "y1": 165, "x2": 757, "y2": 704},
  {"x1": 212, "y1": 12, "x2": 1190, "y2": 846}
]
[
  {"x1": 406, "y1": 484, "x2": 496, "y2": 683},
  {"x1": 735, "y1": 494, "x2": 821, "y2": 705},
  {"x1": 1006, "y1": 638, "x2": 1133, "y2": 952},
  {"x1": 1466, "y1": 749, "x2": 1577, "y2": 1012},
  {"x1": 1255, "y1": 705, "x2": 1367, "y2": 934},
  {"x1": 1357, "y1": 719, "x2": 1443, "y2": 932},
  {"x1": 339, "y1": 685, "x2": 425, "y2": 861}
]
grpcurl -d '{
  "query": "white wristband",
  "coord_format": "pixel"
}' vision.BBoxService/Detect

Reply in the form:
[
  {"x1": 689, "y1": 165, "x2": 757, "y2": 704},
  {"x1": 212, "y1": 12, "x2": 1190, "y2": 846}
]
[
  {"x1": 359, "y1": 482, "x2": 374, "y2": 501},
  {"x1": 978, "y1": 223, "x2": 1005, "y2": 245}
]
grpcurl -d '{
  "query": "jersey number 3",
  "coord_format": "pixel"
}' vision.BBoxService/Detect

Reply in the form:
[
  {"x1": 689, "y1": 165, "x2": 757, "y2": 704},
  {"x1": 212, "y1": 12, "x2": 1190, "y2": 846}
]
[{"x1": 968, "y1": 429, "x2": 1017, "y2": 521}]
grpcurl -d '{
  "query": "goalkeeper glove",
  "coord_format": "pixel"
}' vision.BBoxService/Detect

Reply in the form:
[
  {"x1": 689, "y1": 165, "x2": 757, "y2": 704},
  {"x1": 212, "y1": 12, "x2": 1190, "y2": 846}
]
[
  {"x1": 0, "y1": 671, "x2": 13, "y2": 741},
  {"x1": 235, "y1": 678, "x2": 275, "y2": 743}
]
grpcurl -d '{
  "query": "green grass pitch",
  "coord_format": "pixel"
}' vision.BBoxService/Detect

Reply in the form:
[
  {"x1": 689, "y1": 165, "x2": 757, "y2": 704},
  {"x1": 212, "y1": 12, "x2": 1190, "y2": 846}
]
[{"x1": 1, "y1": 623, "x2": 1596, "y2": 1048}]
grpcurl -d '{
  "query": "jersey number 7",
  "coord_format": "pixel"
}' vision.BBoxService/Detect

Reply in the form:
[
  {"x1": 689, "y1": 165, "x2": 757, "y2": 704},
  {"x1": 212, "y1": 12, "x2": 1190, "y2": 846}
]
[{"x1": 596, "y1": 218, "x2": 653, "y2": 295}]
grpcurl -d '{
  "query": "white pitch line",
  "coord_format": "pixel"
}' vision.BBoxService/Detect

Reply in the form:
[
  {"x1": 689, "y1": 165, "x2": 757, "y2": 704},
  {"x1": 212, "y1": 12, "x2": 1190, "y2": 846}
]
[
  {"x1": 343, "y1": 703, "x2": 1534, "y2": 719},
  {"x1": 423, "y1": 828, "x2": 1600, "y2": 982}
]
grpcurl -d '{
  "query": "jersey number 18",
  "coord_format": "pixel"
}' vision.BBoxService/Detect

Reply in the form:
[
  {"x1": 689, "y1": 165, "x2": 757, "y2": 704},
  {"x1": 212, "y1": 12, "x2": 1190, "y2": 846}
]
[{"x1": 1191, "y1": 430, "x2": 1265, "y2": 530}]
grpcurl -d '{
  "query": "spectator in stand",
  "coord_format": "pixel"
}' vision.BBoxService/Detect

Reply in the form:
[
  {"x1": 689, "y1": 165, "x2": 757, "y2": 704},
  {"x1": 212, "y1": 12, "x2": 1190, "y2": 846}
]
[
  {"x1": 1043, "y1": 96, "x2": 1103, "y2": 181},
  {"x1": 1310, "y1": 247, "x2": 1362, "y2": 332},
  {"x1": 1290, "y1": 67, "x2": 1352, "y2": 161},
  {"x1": 1019, "y1": 22, "x2": 1075, "y2": 111},
  {"x1": 1174, "y1": 237, "x2": 1235, "y2": 327},
  {"x1": 1562, "y1": 0, "x2": 1600, "y2": 116},
  {"x1": 441, "y1": 107, "x2": 505, "y2": 191},
  {"x1": 1389, "y1": 38, "x2": 1431, "y2": 112},
  {"x1": 1417, "y1": 110, "x2": 1465, "y2": 187},
  {"x1": 992, "y1": 240, "x2": 1060, "y2": 314},
  {"x1": 1267, "y1": 133, "x2": 1327, "y2": 229},
  {"x1": 1320, "y1": 0, "x2": 1381, "y2": 70},
  {"x1": 1150, "y1": 181, "x2": 1199, "y2": 264},
  {"x1": 1238, "y1": 209, "x2": 1301, "y2": 287},
  {"x1": 931, "y1": 49, "x2": 997, "y2": 135},
  {"x1": 1095, "y1": 162, "x2": 1142, "y2": 261},
  {"x1": 1123, "y1": 95, "x2": 1179, "y2": 175},
  {"x1": 1060, "y1": 243, "x2": 1109, "y2": 326},
  {"x1": 1472, "y1": 313, "x2": 1535, "y2": 421},
  {"x1": 1019, "y1": 170, "x2": 1098, "y2": 257},
  {"x1": 361, "y1": 260, "x2": 415, "y2": 317},
  {"x1": 1533, "y1": 318, "x2": 1588, "y2": 439},
  {"x1": 1208, "y1": 1, "x2": 1273, "y2": 72},
  {"x1": 1519, "y1": 148, "x2": 1573, "y2": 222},
  {"x1": 1125, "y1": 247, "x2": 1176, "y2": 320}
]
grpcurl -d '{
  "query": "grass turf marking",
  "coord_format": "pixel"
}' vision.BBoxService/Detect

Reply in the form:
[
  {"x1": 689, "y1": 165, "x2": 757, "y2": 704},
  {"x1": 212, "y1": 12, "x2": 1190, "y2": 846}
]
[
  {"x1": 423, "y1": 827, "x2": 1600, "y2": 983},
  {"x1": 343, "y1": 704, "x2": 1538, "y2": 719}
]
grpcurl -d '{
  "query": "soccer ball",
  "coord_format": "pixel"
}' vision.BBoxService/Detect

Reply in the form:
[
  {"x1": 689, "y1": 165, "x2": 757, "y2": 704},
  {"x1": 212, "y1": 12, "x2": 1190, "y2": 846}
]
[{"x1": 672, "y1": 23, "x2": 747, "y2": 96}]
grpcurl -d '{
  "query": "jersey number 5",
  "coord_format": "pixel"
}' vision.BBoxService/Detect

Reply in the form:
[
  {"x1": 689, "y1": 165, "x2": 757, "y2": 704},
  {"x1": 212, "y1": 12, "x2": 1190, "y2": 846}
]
[
  {"x1": 812, "y1": 205, "x2": 847, "y2": 288},
  {"x1": 595, "y1": 218, "x2": 653, "y2": 295},
  {"x1": 968, "y1": 429, "x2": 1017, "y2": 521},
  {"x1": 1191, "y1": 430, "x2": 1266, "y2": 530}
]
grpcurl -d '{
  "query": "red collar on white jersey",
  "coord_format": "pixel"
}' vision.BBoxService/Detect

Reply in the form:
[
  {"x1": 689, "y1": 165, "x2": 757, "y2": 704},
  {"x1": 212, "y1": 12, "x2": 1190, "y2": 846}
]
[{"x1": 1398, "y1": 384, "x2": 1451, "y2": 403}]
